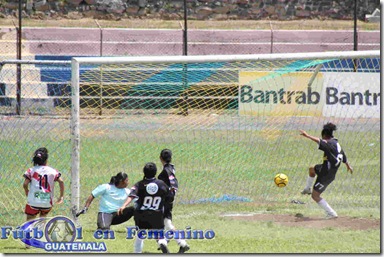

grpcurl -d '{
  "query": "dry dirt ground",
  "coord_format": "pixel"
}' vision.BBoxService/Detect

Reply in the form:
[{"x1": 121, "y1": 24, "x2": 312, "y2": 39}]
[
  {"x1": 0, "y1": 19, "x2": 379, "y2": 30},
  {"x1": 225, "y1": 213, "x2": 380, "y2": 230}
]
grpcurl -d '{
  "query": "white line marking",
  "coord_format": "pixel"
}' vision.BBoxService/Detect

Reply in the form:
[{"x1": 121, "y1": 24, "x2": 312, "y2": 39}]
[
  {"x1": 0, "y1": 40, "x2": 379, "y2": 46},
  {"x1": 220, "y1": 212, "x2": 268, "y2": 217}
]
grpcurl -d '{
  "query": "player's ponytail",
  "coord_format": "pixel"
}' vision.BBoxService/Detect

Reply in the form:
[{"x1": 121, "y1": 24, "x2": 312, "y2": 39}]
[
  {"x1": 109, "y1": 172, "x2": 128, "y2": 186},
  {"x1": 322, "y1": 122, "x2": 337, "y2": 138},
  {"x1": 32, "y1": 147, "x2": 48, "y2": 166},
  {"x1": 160, "y1": 149, "x2": 172, "y2": 163}
]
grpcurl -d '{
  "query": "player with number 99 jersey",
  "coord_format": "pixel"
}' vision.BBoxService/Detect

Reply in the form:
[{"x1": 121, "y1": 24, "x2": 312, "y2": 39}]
[
  {"x1": 118, "y1": 162, "x2": 170, "y2": 230},
  {"x1": 130, "y1": 179, "x2": 170, "y2": 229},
  {"x1": 117, "y1": 162, "x2": 171, "y2": 253},
  {"x1": 130, "y1": 178, "x2": 169, "y2": 213}
]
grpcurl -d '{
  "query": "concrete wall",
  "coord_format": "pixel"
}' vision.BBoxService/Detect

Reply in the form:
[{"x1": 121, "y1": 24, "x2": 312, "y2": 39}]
[{"x1": 0, "y1": 0, "x2": 380, "y2": 21}]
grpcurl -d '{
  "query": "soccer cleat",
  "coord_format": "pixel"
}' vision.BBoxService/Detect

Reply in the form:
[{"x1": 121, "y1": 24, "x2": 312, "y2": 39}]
[
  {"x1": 301, "y1": 188, "x2": 312, "y2": 195},
  {"x1": 159, "y1": 243, "x2": 170, "y2": 253},
  {"x1": 178, "y1": 244, "x2": 190, "y2": 253},
  {"x1": 325, "y1": 213, "x2": 338, "y2": 219}
]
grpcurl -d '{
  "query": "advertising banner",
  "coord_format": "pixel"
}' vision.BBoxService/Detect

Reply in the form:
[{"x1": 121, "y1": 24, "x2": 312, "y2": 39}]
[{"x1": 239, "y1": 71, "x2": 380, "y2": 118}]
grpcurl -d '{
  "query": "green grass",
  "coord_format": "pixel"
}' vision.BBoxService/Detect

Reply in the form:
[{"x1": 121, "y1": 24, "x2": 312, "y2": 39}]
[
  {"x1": 0, "y1": 117, "x2": 380, "y2": 253},
  {"x1": 0, "y1": 204, "x2": 380, "y2": 253}
]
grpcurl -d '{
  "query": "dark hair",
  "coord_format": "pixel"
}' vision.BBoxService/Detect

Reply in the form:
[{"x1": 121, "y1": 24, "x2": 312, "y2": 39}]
[
  {"x1": 33, "y1": 147, "x2": 48, "y2": 166},
  {"x1": 143, "y1": 162, "x2": 157, "y2": 179},
  {"x1": 160, "y1": 149, "x2": 172, "y2": 163},
  {"x1": 109, "y1": 172, "x2": 128, "y2": 186},
  {"x1": 321, "y1": 122, "x2": 337, "y2": 138}
]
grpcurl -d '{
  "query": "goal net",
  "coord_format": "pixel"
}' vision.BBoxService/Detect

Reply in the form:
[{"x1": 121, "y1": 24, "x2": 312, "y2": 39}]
[
  {"x1": 0, "y1": 50, "x2": 379, "y2": 226},
  {"x1": 70, "y1": 50, "x2": 380, "y2": 215},
  {"x1": 0, "y1": 60, "x2": 72, "y2": 226}
]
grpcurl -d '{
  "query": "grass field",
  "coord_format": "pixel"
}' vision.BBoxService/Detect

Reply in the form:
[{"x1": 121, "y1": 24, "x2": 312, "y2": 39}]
[
  {"x1": 0, "y1": 114, "x2": 380, "y2": 254},
  {"x1": 0, "y1": 203, "x2": 380, "y2": 253}
]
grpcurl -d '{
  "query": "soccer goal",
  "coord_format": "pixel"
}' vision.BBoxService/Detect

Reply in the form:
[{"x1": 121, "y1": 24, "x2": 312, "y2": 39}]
[
  {"x1": 70, "y1": 50, "x2": 380, "y2": 216},
  {"x1": 0, "y1": 50, "x2": 379, "y2": 226}
]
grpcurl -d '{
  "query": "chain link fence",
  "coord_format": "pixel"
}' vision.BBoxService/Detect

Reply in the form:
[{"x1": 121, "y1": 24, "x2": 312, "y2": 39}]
[
  {"x1": 0, "y1": 21, "x2": 380, "y2": 62},
  {"x1": 0, "y1": 60, "x2": 72, "y2": 226},
  {"x1": 0, "y1": 52, "x2": 380, "y2": 225},
  {"x1": 0, "y1": 15, "x2": 380, "y2": 226}
]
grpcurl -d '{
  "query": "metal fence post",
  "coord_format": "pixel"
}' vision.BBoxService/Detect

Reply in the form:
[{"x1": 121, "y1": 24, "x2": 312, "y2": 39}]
[
  {"x1": 16, "y1": 0, "x2": 22, "y2": 115},
  {"x1": 95, "y1": 20, "x2": 103, "y2": 115}
]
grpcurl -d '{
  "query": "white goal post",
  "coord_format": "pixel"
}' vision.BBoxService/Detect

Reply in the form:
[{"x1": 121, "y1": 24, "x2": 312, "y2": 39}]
[{"x1": 70, "y1": 50, "x2": 380, "y2": 214}]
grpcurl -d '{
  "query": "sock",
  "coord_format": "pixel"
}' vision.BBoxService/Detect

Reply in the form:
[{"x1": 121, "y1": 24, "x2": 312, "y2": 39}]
[
  {"x1": 176, "y1": 239, "x2": 188, "y2": 247},
  {"x1": 158, "y1": 239, "x2": 167, "y2": 247},
  {"x1": 134, "y1": 237, "x2": 144, "y2": 253},
  {"x1": 305, "y1": 176, "x2": 315, "y2": 189},
  {"x1": 164, "y1": 218, "x2": 187, "y2": 247},
  {"x1": 164, "y1": 218, "x2": 175, "y2": 230},
  {"x1": 317, "y1": 199, "x2": 337, "y2": 216}
]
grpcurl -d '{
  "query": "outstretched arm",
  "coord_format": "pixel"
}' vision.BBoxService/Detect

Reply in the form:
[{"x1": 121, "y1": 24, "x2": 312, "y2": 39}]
[
  {"x1": 117, "y1": 196, "x2": 134, "y2": 216},
  {"x1": 84, "y1": 194, "x2": 95, "y2": 209},
  {"x1": 23, "y1": 178, "x2": 30, "y2": 196},
  {"x1": 76, "y1": 194, "x2": 95, "y2": 217},
  {"x1": 299, "y1": 130, "x2": 320, "y2": 144},
  {"x1": 345, "y1": 162, "x2": 353, "y2": 174},
  {"x1": 56, "y1": 177, "x2": 65, "y2": 204}
]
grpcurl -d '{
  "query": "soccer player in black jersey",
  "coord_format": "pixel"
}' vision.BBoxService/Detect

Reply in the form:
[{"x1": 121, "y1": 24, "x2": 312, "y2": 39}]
[
  {"x1": 158, "y1": 149, "x2": 189, "y2": 253},
  {"x1": 299, "y1": 122, "x2": 353, "y2": 219},
  {"x1": 118, "y1": 162, "x2": 171, "y2": 253}
]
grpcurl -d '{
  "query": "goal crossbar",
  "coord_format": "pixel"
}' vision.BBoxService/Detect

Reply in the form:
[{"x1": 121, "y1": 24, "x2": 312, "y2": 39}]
[{"x1": 71, "y1": 50, "x2": 379, "y2": 65}]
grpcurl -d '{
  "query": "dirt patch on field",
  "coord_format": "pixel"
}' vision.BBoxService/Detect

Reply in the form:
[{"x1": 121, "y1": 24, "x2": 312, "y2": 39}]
[{"x1": 225, "y1": 213, "x2": 380, "y2": 231}]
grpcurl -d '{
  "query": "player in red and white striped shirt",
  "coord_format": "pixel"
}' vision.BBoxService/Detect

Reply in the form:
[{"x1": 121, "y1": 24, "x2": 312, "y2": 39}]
[{"x1": 23, "y1": 147, "x2": 64, "y2": 221}]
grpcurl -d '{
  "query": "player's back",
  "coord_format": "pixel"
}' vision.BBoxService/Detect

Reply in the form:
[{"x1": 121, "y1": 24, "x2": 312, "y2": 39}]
[
  {"x1": 158, "y1": 163, "x2": 178, "y2": 190},
  {"x1": 320, "y1": 138, "x2": 345, "y2": 166},
  {"x1": 24, "y1": 165, "x2": 61, "y2": 207},
  {"x1": 131, "y1": 178, "x2": 170, "y2": 212}
]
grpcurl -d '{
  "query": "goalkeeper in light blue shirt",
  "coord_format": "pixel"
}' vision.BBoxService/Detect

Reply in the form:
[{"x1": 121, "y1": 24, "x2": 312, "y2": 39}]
[{"x1": 77, "y1": 172, "x2": 134, "y2": 230}]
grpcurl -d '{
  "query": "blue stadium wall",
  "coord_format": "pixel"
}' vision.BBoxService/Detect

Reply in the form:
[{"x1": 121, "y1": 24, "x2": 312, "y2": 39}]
[{"x1": 1, "y1": 55, "x2": 379, "y2": 110}]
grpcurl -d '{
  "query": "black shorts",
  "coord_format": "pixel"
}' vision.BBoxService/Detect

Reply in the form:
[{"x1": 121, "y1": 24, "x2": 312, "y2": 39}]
[
  {"x1": 163, "y1": 202, "x2": 174, "y2": 220},
  {"x1": 313, "y1": 164, "x2": 335, "y2": 193},
  {"x1": 134, "y1": 210, "x2": 164, "y2": 230}
]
